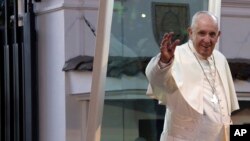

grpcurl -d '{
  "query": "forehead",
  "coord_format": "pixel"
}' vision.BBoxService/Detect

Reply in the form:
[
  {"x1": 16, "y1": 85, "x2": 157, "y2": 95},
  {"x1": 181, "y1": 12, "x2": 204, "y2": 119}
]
[{"x1": 195, "y1": 15, "x2": 219, "y2": 32}]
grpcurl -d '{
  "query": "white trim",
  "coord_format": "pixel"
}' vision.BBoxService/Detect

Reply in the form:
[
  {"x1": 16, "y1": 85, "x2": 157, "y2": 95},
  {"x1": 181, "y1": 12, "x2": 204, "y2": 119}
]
[
  {"x1": 237, "y1": 92, "x2": 250, "y2": 101},
  {"x1": 221, "y1": 0, "x2": 250, "y2": 18},
  {"x1": 222, "y1": 0, "x2": 250, "y2": 8},
  {"x1": 72, "y1": 90, "x2": 150, "y2": 101},
  {"x1": 221, "y1": 7, "x2": 250, "y2": 18},
  {"x1": 86, "y1": 0, "x2": 114, "y2": 141},
  {"x1": 81, "y1": 101, "x2": 89, "y2": 141},
  {"x1": 35, "y1": 1, "x2": 99, "y2": 15},
  {"x1": 209, "y1": 0, "x2": 221, "y2": 19},
  {"x1": 82, "y1": 1, "x2": 100, "y2": 9},
  {"x1": 208, "y1": 0, "x2": 221, "y2": 49},
  {"x1": 73, "y1": 93, "x2": 91, "y2": 101}
]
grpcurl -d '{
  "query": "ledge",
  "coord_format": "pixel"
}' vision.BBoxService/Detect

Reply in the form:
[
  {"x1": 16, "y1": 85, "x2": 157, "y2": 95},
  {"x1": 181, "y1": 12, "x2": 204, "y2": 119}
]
[
  {"x1": 35, "y1": 1, "x2": 99, "y2": 15},
  {"x1": 65, "y1": 71, "x2": 92, "y2": 95},
  {"x1": 222, "y1": 0, "x2": 250, "y2": 18},
  {"x1": 222, "y1": 0, "x2": 250, "y2": 8},
  {"x1": 237, "y1": 92, "x2": 250, "y2": 101}
]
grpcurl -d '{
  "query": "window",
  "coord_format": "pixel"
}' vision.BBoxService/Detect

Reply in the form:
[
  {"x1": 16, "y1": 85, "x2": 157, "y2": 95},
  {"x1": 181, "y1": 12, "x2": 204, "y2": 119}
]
[{"x1": 87, "y1": 0, "x2": 221, "y2": 141}]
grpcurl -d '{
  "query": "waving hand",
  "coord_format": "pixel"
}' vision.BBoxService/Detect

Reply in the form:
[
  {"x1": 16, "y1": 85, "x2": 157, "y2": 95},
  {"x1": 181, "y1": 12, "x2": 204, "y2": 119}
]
[{"x1": 160, "y1": 32, "x2": 180, "y2": 63}]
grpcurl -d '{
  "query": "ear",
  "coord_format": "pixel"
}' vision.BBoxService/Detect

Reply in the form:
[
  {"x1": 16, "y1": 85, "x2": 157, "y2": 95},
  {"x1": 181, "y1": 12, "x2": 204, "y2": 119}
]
[
  {"x1": 217, "y1": 31, "x2": 221, "y2": 37},
  {"x1": 187, "y1": 27, "x2": 192, "y2": 38}
]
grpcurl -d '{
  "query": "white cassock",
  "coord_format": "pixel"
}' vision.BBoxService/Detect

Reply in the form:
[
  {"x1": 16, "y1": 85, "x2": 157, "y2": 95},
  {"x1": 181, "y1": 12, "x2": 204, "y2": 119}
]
[{"x1": 145, "y1": 40, "x2": 239, "y2": 141}]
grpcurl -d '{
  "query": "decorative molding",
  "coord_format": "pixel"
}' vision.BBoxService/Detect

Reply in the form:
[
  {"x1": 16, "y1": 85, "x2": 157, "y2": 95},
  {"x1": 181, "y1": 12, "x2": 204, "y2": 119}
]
[
  {"x1": 237, "y1": 92, "x2": 250, "y2": 101},
  {"x1": 82, "y1": 1, "x2": 100, "y2": 9},
  {"x1": 65, "y1": 71, "x2": 93, "y2": 96},
  {"x1": 73, "y1": 93, "x2": 90, "y2": 101},
  {"x1": 222, "y1": 0, "x2": 250, "y2": 17},
  {"x1": 35, "y1": 1, "x2": 99, "y2": 15},
  {"x1": 105, "y1": 90, "x2": 148, "y2": 100},
  {"x1": 222, "y1": 0, "x2": 250, "y2": 8},
  {"x1": 221, "y1": 6, "x2": 250, "y2": 18}
]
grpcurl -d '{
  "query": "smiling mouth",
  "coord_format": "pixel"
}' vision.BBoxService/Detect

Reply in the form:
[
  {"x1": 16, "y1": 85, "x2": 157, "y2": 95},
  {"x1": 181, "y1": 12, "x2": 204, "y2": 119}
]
[{"x1": 202, "y1": 45, "x2": 210, "y2": 49}]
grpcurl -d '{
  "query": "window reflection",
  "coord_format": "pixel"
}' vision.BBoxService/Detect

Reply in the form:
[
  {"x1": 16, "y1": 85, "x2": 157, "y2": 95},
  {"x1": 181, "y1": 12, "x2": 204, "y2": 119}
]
[{"x1": 102, "y1": 0, "x2": 208, "y2": 141}]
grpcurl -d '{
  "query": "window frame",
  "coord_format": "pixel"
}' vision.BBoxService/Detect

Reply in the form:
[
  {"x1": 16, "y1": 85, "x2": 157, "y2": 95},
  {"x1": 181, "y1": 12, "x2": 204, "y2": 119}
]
[{"x1": 86, "y1": 0, "x2": 222, "y2": 141}]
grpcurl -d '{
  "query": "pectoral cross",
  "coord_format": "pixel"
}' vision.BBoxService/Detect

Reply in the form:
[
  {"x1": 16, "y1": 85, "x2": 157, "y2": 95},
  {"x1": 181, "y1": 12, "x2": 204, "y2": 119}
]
[{"x1": 211, "y1": 94, "x2": 218, "y2": 104}]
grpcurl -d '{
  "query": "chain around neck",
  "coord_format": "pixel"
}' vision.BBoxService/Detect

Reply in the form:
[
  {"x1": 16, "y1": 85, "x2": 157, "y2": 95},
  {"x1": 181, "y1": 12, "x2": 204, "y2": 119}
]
[{"x1": 188, "y1": 42, "x2": 217, "y2": 94}]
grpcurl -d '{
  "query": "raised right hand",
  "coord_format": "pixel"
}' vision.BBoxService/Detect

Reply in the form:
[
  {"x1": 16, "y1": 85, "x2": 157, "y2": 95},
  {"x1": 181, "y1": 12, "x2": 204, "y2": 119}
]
[{"x1": 160, "y1": 32, "x2": 180, "y2": 63}]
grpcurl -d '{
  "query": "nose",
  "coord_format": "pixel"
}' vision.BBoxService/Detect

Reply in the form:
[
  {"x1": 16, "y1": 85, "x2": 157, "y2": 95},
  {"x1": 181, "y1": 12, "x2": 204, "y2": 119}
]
[{"x1": 203, "y1": 34, "x2": 211, "y2": 43}]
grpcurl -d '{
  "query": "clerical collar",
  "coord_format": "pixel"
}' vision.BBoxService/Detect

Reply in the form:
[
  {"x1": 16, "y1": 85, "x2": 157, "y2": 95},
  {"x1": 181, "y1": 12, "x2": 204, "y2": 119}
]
[{"x1": 188, "y1": 40, "x2": 212, "y2": 61}]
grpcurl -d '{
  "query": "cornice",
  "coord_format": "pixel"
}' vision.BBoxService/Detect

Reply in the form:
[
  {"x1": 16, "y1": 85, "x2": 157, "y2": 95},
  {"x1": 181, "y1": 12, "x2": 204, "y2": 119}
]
[
  {"x1": 35, "y1": 1, "x2": 99, "y2": 15},
  {"x1": 222, "y1": 0, "x2": 250, "y2": 8},
  {"x1": 222, "y1": 0, "x2": 250, "y2": 17}
]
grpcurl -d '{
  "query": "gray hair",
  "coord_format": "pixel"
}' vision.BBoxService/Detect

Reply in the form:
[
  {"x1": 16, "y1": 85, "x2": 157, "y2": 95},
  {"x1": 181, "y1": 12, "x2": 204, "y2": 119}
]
[{"x1": 190, "y1": 11, "x2": 219, "y2": 29}]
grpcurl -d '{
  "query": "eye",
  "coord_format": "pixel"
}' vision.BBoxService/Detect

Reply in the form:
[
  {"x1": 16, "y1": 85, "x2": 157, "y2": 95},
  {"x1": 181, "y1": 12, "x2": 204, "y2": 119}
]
[
  {"x1": 198, "y1": 31, "x2": 206, "y2": 36},
  {"x1": 209, "y1": 32, "x2": 216, "y2": 38}
]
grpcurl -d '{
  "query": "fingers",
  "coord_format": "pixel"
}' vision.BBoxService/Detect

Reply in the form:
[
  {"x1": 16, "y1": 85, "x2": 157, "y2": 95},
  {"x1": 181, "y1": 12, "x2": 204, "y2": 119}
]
[
  {"x1": 169, "y1": 39, "x2": 180, "y2": 52},
  {"x1": 159, "y1": 32, "x2": 180, "y2": 62},
  {"x1": 160, "y1": 32, "x2": 180, "y2": 52},
  {"x1": 160, "y1": 32, "x2": 174, "y2": 48}
]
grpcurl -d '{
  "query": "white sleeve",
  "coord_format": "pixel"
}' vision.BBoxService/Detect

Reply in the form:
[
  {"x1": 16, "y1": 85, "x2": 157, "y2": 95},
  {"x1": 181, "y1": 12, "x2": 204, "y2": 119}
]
[{"x1": 145, "y1": 53, "x2": 178, "y2": 105}]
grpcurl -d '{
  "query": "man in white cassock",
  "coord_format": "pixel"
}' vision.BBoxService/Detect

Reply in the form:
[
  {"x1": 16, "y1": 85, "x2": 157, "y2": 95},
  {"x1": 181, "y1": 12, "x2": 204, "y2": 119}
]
[{"x1": 145, "y1": 11, "x2": 239, "y2": 141}]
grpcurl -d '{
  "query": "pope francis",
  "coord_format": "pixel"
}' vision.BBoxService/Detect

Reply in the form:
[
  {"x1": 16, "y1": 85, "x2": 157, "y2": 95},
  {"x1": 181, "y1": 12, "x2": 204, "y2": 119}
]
[{"x1": 145, "y1": 11, "x2": 239, "y2": 141}]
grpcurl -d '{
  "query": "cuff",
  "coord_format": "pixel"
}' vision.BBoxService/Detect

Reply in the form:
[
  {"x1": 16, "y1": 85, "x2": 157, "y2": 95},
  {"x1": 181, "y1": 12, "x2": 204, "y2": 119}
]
[{"x1": 158, "y1": 56, "x2": 174, "y2": 69}]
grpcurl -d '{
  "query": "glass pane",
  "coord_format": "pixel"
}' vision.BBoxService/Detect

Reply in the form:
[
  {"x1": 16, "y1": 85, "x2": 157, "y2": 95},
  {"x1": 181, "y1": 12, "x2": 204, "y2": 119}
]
[{"x1": 102, "y1": 0, "x2": 208, "y2": 141}]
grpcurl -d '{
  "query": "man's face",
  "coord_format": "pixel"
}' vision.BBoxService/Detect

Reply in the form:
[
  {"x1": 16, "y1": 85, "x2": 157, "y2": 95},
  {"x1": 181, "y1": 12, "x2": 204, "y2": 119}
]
[{"x1": 188, "y1": 15, "x2": 220, "y2": 59}]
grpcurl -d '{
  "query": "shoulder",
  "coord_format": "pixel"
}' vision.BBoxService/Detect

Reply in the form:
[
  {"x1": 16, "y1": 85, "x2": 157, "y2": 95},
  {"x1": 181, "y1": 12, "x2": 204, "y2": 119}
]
[
  {"x1": 213, "y1": 49, "x2": 230, "y2": 69},
  {"x1": 174, "y1": 42, "x2": 193, "y2": 60},
  {"x1": 177, "y1": 42, "x2": 188, "y2": 49},
  {"x1": 213, "y1": 49, "x2": 227, "y2": 61},
  {"x1": 175, "y1": 42, "x2": 189, "y2": 54}
]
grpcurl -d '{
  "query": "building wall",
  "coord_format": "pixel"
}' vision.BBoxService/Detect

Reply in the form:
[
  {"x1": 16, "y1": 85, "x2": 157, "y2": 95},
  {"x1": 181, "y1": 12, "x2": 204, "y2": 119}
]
[
  {"x1": 220, "y1": 0, "x2": 250, "y2": 59},
  {"x1": 35, "y1": 0, "x2": 99, "y2": 141},
  {"x1": 221, "y1": 0, "x2": 250, "y2": 97},
  {"x1": 221, "y1": 0, "x2": 250, "y2": 125}
]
